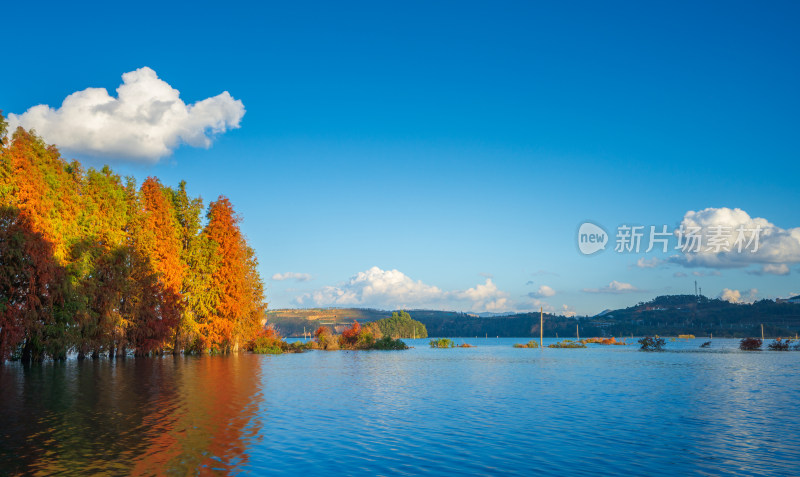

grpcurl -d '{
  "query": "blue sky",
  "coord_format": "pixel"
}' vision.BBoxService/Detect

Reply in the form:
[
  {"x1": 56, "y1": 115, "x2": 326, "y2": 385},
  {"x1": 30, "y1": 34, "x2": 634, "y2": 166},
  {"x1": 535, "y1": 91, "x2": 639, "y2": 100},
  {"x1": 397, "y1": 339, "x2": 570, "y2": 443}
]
[{"x1": 3, "y1": 0, "x2": 798, "y2": 315}]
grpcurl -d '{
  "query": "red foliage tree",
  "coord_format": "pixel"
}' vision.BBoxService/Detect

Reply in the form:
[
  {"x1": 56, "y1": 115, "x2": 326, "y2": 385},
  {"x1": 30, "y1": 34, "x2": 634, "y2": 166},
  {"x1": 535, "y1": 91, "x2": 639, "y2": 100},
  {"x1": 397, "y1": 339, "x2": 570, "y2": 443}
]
[
  {"x1": 340, "y1": 321, "x2": 362, "y2": 347},
  {"x1": 203, "y1": 196, "x2": 246, "y2": 352}
]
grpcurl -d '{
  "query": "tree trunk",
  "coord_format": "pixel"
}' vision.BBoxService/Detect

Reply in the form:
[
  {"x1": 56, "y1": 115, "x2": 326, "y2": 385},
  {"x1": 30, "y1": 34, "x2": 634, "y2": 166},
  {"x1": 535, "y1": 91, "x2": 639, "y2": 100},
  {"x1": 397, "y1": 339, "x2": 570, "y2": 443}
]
[
  {"x1": 173, "y1": 329, "x2": 181, "y2": 355},
  {"x1": 21, "y1": 341, "x2": 32, "y2": 364}
]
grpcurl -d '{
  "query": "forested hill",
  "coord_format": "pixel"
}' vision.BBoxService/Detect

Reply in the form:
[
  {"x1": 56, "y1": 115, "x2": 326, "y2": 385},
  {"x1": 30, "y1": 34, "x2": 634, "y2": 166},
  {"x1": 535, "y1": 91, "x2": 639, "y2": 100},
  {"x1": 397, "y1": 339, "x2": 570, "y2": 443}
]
[
  {"x1": 0, "y1": 120, "x2": 267, "y2": 362},
  {"x1": 586, "y1": 295, "x2": 800, "y2": 338},
  {"x1": 268, "y1": 296, "x2": 800, "y2": 338}
]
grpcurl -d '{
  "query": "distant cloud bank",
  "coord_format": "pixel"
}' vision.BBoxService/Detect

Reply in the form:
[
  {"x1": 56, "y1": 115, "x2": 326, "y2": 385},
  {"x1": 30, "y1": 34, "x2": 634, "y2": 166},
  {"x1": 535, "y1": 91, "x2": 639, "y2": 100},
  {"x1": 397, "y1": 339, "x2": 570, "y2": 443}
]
[
  {"x1": 718, "y1": 288, "x2": 758, "y2": 304},
  {"x1": 272, "y1": 272, "x2": 312, "y2": 282},
  {"x1": 6, "y1": 67, "x2": 244, "y2": 161},
  {"x1": 297, "y1": 266, "x2": 519, "y2": 313}
]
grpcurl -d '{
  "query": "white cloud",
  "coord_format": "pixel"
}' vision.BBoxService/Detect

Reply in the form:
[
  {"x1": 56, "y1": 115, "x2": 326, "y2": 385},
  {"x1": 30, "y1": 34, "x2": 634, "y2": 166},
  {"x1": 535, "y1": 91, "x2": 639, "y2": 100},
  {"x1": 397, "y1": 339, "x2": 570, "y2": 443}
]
[
  {"x1": 718, "y1": 288, "x2": 758, "y2": 304},
  {"x1": 453, "y1": 279, "x2": 510, "y2": 312},
  {"x1": 582, "y1": 280, "x2": 640, "y2": 294},
  {"x1": 6, "y1": 67, "x2": 244, "y2": 161},
  {"x1": 747, "y1": 264, "x2": 790, "y2": 276},
  {"x1": 670, "y1": 207, "x2": 800, "y2": 269},
  {"x1": 522, "y1": 298, "x2": 555, "y2": 313},
  {"x1": 528, "y1": 285, "x2": 556, "y2": 298},
  {"x1": 636, "y1": 257, "x2": 661, "y2": 268},
  {"x1": 272, "y1": 272, "x2": 313, "y2": 282},
  {"x1": 298, "y1": 266, "x2": 514, "y2": 313},
  {"x1": 718, "y1": 288, "x2": 741, "y2": 303},
  {"x1": 561, "y1": 304, "x2": 577, "y2": 318}
]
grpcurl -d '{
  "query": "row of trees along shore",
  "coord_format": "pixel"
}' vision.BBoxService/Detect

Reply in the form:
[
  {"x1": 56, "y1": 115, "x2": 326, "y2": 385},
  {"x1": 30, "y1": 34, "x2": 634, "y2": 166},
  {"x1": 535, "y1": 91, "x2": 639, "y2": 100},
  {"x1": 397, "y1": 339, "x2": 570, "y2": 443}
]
[{"x1": 0, "y1": 114, "x2": 267, "y2": 362}]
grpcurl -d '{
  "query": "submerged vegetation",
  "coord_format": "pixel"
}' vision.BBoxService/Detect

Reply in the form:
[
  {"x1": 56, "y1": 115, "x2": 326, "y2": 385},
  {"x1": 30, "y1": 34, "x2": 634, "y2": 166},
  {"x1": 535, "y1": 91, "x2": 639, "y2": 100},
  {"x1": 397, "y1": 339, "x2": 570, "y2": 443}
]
[
  {"x1": 246, "y1": 327, "x2": 311, "y2": 354},
  {"x1": 767, "y1": 339, "x2": 793, "y2": 351},
  {"x1": 309, "y1": 322, "x2": 407, "y2": 351},
  {"x1": 548, "y1": 340, "x2": 587, "y2": 349},
  {"x1": 513, "y1": 340, "x2": 540, "y2": 348},
  {"x1": 581, "y1": 337, "x2": 627, "y2": 346},
  {"x1": 0, "y1": 121, "x2": 266, "y2": 362},
  {"x1": 638, "y1": 336, "x2": 666, "y2": 351},
  {"x1": 429, "y1": 338, "x2": 455, "y2": 348},
  {"x1": 739, "y1": 338, "x2": 762, "y2": 351}
]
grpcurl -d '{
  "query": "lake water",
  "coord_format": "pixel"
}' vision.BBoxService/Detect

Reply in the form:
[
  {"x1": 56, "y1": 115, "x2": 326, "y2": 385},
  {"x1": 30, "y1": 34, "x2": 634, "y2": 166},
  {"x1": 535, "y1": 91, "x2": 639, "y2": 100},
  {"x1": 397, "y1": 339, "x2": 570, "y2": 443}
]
[{"x1": 1, "y1": 338, "x2": 799, "y2": 475}]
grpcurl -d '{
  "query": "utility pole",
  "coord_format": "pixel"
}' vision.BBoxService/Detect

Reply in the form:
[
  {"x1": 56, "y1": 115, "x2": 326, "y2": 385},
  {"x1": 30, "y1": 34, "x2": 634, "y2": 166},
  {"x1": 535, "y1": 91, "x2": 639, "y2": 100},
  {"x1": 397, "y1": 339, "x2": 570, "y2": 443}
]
[{"x1": 540, "y1": 307, "x2": 544, "y2": 348}]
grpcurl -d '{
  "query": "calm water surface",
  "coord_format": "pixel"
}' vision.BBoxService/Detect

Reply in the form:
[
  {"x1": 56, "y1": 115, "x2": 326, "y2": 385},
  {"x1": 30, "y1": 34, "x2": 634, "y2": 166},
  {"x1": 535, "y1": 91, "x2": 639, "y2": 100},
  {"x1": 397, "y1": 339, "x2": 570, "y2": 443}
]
[{"x1": 1, "y1": 338, "x2": 799, "y2": 475}]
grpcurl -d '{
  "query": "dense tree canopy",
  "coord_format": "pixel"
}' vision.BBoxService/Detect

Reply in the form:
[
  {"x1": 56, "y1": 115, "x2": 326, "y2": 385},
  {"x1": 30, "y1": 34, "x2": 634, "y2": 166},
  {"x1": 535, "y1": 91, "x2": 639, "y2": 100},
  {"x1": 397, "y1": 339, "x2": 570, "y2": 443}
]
[
  {"x1": 374, "y1": 311, "x2": 428, "y2": 339},
  {"x1": 0, "y1": 120, "x2": 267, "y2": 361}
]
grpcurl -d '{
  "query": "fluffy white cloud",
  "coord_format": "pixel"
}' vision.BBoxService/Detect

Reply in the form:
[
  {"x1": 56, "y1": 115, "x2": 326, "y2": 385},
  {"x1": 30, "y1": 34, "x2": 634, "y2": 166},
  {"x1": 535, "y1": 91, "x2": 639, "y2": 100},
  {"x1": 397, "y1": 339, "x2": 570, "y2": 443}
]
[
  {"x1": 671, "y1": 207, "x2": 800, "y2": 269},
  {"x1": 298, "y1": 266, "x2": 513, "y2": 313},
  {"x1": 582, "y1": 280, "x2": 640, "y2": 294},
  {"x1": 453, "y1": 279, "x2": 510, "y2": 313},
  {"x1": 528, "y1": 285, "x2": 556, "y2": 298},
  {"x1": 747, "y1": 264, "x2": 790, "y2": 276},
  {"x1": 718, "y1": 288, "x2": 758, "y2": 304},
  {"x1": 272, "y1": 272, "x2": 313, "y2": 282},
  {"x1": 561, "y1": 304, "x2": 577, "y2": 318},
  {"x1": 6, "y1": 67, "x2": 244, "y2": 161},
  {"x1": 718, "y1": 288, "x2": 741, "y2": 303}
]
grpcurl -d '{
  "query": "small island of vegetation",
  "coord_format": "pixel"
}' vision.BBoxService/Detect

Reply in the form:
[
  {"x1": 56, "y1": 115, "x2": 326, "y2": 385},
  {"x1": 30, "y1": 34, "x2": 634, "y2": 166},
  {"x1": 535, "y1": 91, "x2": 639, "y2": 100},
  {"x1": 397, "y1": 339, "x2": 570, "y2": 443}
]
[
  {"x1": 429, "y1": 338, "x2": 455, "y2": 348},
  {"x1": 373, "y1": 311, "x2": 428, "y2": 338},
  {"x1": 514, "y1": 340, "x2": 540, "y2": 348},
  {"x1": 247, "y1": 321, "x2": 408, "y2": 354},
  {"x1": 638, "y1": 336, "x2": 666, "y2": 351},
  {"x1": 548, "y1": 340, "x2": 587, "y2": 349}
]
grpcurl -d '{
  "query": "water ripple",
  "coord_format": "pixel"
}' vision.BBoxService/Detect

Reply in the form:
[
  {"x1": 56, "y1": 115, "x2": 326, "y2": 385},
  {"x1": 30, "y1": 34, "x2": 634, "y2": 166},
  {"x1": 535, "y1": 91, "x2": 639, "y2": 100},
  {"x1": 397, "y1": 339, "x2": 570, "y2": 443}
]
[{"x1": 1, "y1": 339, "x2": 799, "y2": 475}]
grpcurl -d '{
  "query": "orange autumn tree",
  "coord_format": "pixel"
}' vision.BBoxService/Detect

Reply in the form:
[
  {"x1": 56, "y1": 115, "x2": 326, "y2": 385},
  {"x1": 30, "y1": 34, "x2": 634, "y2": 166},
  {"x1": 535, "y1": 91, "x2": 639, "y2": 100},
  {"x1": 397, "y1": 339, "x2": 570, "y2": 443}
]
[
  {"x1": 0, "y1": 117, "x2": 270, "y2": 361},
  {"x1": 127, "y1": 177, "x2": 184, "y2": 354},
  {"x1": 202, "y1": 196, "x2": 264, "y2": 353},
  {"x1": 139, "y1": 177, "x2": 184, "y2": 296}
]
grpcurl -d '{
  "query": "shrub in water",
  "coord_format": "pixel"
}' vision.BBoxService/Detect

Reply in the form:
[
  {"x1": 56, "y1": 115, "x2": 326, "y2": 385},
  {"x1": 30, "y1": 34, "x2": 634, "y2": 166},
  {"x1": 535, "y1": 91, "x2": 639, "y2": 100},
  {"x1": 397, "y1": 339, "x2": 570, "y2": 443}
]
[
  {"x1": 514, "y1": 340, "x2": 539, "y2": 348},
  {"x1": 429, "y1": 338, "x2": 454, "y2": 348},
  {"x1": 340, "y1": 321, "x2": 363, "y2": 348},
  {"x1": 372, "y1": 336, "x2": 408, "y2": 350},
  {"x1": 767, "y1": 339, "x2": 790, "y2": 351},
  {"x1": 548, "y1": 340, "x2": 587, "y2": 349},
  {"x1": 314, "y1": 326, "x2": 338, "y2": 350},
  {"x1": 739, "y1": 337, "x2": 762, "y2": 351},
  {"x1": 247, "y1": 327, "x2": 284, "y2": 354},
  {"x1": 638, "y1": 336, "x2": 666, "y2": 351}
]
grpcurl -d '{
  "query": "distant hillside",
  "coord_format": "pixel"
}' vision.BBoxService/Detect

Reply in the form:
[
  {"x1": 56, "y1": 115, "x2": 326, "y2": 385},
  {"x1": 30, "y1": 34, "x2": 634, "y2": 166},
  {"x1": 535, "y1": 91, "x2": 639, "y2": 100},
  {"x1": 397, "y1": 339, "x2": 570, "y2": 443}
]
[
  {"x1": 268, "y1": 308, "x2": 605, "y2": 338},
  {"x1": 267, "y1": 296, "x2": 800, "y2": 338},
  {"x1": 266, "y1": 308, "x2": 393, "y2": 336},
  {"x1": 588, "y1": 294, "x2": 800, "y2": 338}
]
